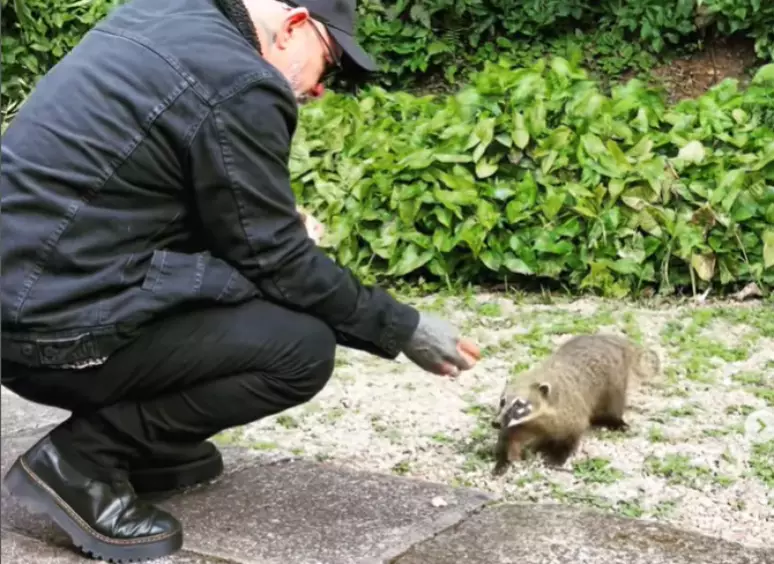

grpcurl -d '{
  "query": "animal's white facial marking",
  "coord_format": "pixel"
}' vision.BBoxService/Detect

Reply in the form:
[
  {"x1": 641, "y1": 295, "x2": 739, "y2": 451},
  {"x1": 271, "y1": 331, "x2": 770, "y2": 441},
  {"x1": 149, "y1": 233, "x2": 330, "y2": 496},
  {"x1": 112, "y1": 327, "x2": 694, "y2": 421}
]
[{"x1": 506, "y1": 397, "x2": 533, "y2": 427}]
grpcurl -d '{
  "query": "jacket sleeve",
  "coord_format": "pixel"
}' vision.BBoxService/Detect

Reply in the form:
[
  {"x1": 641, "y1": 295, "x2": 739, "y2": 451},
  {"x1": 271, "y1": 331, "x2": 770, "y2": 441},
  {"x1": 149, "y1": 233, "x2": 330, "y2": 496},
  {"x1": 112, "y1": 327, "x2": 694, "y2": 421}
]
[{"x1": 186, "y1": 76, "x2": 419, "y2": 359}]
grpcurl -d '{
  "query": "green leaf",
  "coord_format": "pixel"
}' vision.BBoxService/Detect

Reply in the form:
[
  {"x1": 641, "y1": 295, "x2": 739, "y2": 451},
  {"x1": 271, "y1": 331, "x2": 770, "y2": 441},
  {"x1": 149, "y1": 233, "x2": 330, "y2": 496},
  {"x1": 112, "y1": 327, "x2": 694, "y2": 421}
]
[
  {"x1": 763, "y1": 230, "x2": 774, "y2": 270},
  {"x1": 475, "y1": 157, "x2": 499, "y2": 178},
  {"x1": 691, "y1": 253, "x2": 716, "y2": 282},
  {"x1": 503, "y1": 253, "x2": 534, "y2": 274},
  {"x1": 512, "y1": 112, "x2": 530, "y2": 149},
  {"x1": 388, "y1": 243, "x2": 433, "y2": 276},
  {"x1": 480, "y1": 249, "x2": 502, "y2": 271},
  {"x1": 676, "y1": 140, "x2": 706, "y2": 164}
]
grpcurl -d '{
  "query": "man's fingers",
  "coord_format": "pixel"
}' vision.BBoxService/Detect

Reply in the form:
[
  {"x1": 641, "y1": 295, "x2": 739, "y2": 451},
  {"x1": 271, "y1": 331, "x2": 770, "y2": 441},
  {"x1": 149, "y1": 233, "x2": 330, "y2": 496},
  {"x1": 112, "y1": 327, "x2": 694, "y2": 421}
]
[
  {"x1": 459, "y1": 338, "x2": 481, "y2": 360},
  {"x1": 438, "y1": 361, "x2": 460, "y2": 377},
  {"x1": 456, "y1": 338, "x2": 481, "y2": 369}
]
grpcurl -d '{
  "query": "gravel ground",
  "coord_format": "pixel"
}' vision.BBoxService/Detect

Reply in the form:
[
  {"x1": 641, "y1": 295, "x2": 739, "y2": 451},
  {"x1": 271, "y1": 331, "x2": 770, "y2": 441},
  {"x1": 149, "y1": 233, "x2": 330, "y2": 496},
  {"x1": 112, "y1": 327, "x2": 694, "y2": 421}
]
[{"x1": 215, "y1": 292, "x2": 774, "y2": 550}]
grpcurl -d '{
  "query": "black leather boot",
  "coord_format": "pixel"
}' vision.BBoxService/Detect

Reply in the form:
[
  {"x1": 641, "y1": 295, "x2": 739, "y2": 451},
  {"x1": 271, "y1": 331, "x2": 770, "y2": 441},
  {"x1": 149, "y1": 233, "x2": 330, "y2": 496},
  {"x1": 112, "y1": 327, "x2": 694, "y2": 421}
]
[
  {"x1": 129, "y1": 441, "x2": 224, "y2": 496},
  {"x1": 3, "y1": 435, "x2": 183, "y2": 562}
]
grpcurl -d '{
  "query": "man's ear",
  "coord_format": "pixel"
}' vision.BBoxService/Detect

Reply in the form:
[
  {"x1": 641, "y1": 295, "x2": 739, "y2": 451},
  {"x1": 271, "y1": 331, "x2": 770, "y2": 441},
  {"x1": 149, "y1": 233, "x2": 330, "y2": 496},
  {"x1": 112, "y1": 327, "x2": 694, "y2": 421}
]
[{"x1": 274, "y1": 8, "x2": 310, "y2": 49}]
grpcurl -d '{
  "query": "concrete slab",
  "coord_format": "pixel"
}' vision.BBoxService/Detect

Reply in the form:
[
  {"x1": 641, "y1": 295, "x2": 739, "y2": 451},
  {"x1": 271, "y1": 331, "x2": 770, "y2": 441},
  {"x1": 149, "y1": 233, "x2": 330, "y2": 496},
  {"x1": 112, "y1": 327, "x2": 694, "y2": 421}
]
[
  {"x1": 0, "y1": 436, "x2": 289, "y2": 562},
  {"x1": 1, "y1": 388, "x2": 69, "y2": 438},
  {"x1": 155, "y1": 457, "x2": 495, "y2": 564},
  {"x1": 392, "y1": 502, "x2": 774, "y2": 564},
  {"x1": 0, "y1": 528, "x2": 232, "y2": 563},
  {"x1": 2, "y1": 434, "x2": 494, "y2": 563}
]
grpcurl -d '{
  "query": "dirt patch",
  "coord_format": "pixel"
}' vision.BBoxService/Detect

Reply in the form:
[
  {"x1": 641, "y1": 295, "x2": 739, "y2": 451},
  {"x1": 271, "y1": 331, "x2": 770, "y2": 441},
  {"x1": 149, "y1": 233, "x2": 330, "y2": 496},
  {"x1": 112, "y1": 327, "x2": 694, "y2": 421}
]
[{"x1": 624, "y1": 35, "x2": 760, "y2": 103}]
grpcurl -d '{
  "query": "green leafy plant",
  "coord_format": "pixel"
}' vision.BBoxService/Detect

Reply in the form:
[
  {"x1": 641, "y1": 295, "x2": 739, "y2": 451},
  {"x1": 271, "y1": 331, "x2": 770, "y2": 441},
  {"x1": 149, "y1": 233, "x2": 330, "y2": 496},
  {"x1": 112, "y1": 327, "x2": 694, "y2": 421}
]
[
  {"x1": 292, "y1": 58, "x2": 774, "y2": 297},
  {"x1": 1, "y1": 0, "x2": 124, "y2": 123},
  {"x1": 351, "y1": 0, "x2": 774, "y2": 91}
]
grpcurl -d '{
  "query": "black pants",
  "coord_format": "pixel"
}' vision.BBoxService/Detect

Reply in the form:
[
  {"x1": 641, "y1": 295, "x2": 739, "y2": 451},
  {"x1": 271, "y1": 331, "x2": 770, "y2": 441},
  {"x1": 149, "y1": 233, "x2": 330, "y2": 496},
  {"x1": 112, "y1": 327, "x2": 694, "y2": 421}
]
[{"x1": 1, "y1": 299, "x2": 336, "y2": 478}]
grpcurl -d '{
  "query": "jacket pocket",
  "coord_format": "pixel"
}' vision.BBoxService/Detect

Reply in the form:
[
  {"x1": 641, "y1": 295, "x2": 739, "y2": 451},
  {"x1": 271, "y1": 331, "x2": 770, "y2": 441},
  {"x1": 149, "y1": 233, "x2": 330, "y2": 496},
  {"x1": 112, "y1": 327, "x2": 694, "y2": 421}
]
[{"x1": 141, "y1": 250, "x2": 258, "y2": 304}]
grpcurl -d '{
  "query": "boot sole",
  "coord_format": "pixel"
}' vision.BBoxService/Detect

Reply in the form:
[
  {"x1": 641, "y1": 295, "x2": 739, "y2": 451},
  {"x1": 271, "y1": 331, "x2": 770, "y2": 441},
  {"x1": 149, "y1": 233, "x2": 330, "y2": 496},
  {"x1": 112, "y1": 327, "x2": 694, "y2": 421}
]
[{"x1": 4, "y1": 458, "x2": 183, "y2": 562}]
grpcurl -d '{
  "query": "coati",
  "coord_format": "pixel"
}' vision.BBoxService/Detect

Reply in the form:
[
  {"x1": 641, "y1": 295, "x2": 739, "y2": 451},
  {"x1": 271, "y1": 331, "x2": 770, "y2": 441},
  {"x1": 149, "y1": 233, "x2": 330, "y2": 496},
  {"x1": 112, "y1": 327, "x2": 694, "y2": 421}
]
[{"x1": 490, "y1": 333, "x2": 660, "y2": 476}]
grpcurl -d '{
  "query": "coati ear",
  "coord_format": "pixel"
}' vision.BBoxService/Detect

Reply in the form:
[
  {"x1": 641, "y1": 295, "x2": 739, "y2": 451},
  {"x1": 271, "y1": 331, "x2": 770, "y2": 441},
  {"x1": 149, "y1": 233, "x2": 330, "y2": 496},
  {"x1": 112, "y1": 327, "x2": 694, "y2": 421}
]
[{"x1": 537, "y1": 382, "x2": 551, "y2": 398}]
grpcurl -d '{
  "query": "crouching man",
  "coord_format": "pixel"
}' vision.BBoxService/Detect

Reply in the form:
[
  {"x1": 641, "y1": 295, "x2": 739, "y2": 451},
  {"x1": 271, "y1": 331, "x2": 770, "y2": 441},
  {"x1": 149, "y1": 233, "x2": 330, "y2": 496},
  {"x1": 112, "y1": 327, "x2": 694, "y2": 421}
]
[{"x1": 0, "y1": 0, "x2": 480, "y2": 560}]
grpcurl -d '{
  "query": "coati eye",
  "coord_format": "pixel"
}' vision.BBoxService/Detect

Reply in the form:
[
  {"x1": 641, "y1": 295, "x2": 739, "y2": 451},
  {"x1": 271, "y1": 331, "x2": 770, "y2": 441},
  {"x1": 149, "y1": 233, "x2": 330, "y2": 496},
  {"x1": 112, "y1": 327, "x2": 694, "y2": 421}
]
[{"x1": 499, "y1": 397, "x2": 506, "y2": 408}]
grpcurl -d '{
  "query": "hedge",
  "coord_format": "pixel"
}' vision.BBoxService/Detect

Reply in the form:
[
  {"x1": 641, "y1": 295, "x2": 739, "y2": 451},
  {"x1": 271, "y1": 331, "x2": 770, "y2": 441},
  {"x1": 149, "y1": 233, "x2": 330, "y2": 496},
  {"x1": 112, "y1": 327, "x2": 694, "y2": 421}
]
[
  {"x1": 290, "y1": 58, "x2": 774, "y2": 297},
  {"x1": 357, "y1": 0, "x2": 774, "y2": 88},
  {"x1": 3, "y1": 0, "x2": 774, "y2": 120}
]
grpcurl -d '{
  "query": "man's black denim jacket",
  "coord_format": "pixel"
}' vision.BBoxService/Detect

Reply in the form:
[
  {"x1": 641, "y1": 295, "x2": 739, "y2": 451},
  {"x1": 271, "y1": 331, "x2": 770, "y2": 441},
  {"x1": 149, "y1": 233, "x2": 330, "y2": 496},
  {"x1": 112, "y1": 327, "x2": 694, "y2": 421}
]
[{"x1": 0, "y1": 0, "x2": 419, "y2": 368}]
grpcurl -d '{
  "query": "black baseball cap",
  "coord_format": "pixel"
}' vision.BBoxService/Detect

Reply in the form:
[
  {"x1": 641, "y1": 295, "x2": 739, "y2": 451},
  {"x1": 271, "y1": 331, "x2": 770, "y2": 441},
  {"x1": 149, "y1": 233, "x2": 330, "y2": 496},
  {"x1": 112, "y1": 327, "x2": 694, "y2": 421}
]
[{"x1": 284, "y1": 0, "x2": 377, "y2": 74}]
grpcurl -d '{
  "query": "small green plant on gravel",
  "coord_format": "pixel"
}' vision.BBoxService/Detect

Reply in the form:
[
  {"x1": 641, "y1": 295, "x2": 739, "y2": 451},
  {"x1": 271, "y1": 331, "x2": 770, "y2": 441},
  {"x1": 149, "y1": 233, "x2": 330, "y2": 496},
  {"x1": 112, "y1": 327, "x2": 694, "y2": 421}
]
[
  {"x1": 749, "y1": 440, "x2": 774, "y2": 488},
  {"x1": 275, "y1": 414, "x2": 300, "y2": 429},
  {"x1": 657, "y1": 402, "x2": 702, "y2": 419},
  {"x1": 212, "y1": 427, "x2": 245, "y2": 446},
  {"x1": 643, "y1": 453, "x2": 714, "y2": 488},
  {"x1": 457, "y1": 402, "x2": 499, "y2": 470},
  {"x1": 430, "y1": 432, "x2": 455, "y2": 445},
  {"x1": 572, "y1": 457, "x2": 625, "y2": 484},
  {"x1": 648, "y1": 425, "x2": 670, "y2": 443},
  {"x1": 251, "y1": 440, "x2": 280, "y2": 451},
  {"x1": 702, "y1": 426, "x2": 735, "y2": 438},
  {"x1": 726, "y1": 404, "x2": 756, "y2": 416},
  {"x1": 732, "y1": 370, "x2": 774, "y2": 407},
  {"x1": 650, "y1": 498, "x2": 681, "y2": 518},
  {"x1": 391, "y1": 460, "x2": 412, "y2": 476},
  {"x1": 592, "y1": 427, "x2": 633, "y2": 443}
]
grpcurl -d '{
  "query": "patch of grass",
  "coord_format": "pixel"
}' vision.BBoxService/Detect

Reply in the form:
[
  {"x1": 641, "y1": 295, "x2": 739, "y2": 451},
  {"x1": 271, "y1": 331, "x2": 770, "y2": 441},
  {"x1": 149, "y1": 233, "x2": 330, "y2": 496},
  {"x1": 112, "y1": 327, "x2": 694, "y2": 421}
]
[
  {"x1": 643, "y1": 454, "x2": 713, "y2": 488},
  {"x1": 391, "y1": 460, "x2": 412, "y2": 476},
  {"x1": 541, "y1": 308, "x2": 615, "y2": 336},
  {"x1": 212, "y1": 427, "x2": 245, "y2": 446},
  {"x1": 477, "y1": 301, "x2": 503, "y2": 317},
  {"x1": 726, "y1": 404, "x2": 756, "y2": 417},
  {"x1": 621, "y1": 311, "x2": 644, "y2": 344},
  {"x1": 457, "y1": 402, "x2": 498, "y2": 470},
  {"x1": 431, "y1": 432, "x2": 455, "y2": 444},
  {"x1": 572, "y1": 457, "x2": 625, "y2": 484},
  {"x1": 649, "y1": 498, "x2": 680, "y2": 519},
  {"x1": 592, "y1": 427, "x2": 633, "y2": 442},
  {"x1": 615, "y1": 499, "x2": 646, "y2": 519},
  {"x1": 251, "y1": 440, "x2": 279, "y2": 451},
  {"x1": 508, "y1": 470, "x2": 546, "y2": 488},
  {"x1": 509, "y1": 361, "x2": 532, "y2": 376},
  {"x1": 548, "y1": 484, "x2": 643, "y2": 519},
  {"x1": 275, "y1": 414, "x2": 300, "y2": 429},
  {"x1": 733, "y1": 371, "x2": 767, "y2": 386},
  {"x1": 648, "y1": 426, "x2": 670, "y2": 443},
  {"x1": 702, "y1": 427, "x2": 734, "y2": 438},
  {"x1": 651, "y1": 403, "x2": 701, "y2": 421},
  {"x1": 752, "y1": 388, "x2": 774, "y2": 407},
  {"x1": 325, "y1": 406, "x2": 346, "y2": 422},
  {"x1": 706, "y1": 306, "x2": 774, "y2": 338},
  {"x1": 733, "y1": 371, "x2": 774, "y2": 407},
  {"x1": 749, "y1": 440, "x2": 774, "y2": 488},
  {"x1": 659, "y1": 316, "x2": 756, "y2": 385}
]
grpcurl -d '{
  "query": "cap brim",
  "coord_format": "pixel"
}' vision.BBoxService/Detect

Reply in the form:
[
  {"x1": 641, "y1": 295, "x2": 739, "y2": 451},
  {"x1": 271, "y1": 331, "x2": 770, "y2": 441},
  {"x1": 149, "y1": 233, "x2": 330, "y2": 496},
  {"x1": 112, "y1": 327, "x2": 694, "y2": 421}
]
[{"x1": 327, "y1": 27, "x2": 378, "y2": 74}]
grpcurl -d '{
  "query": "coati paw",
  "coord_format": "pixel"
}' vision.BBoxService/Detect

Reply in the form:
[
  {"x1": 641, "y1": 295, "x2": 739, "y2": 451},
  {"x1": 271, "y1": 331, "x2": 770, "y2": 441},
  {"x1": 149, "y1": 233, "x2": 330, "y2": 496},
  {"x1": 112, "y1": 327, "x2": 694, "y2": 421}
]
[
  {"x1": 491, "y1": 461, "x2": 510, "y2": 476},
  {"x1": 591, "y1": 415, "x2": 630, "y2": 432}
]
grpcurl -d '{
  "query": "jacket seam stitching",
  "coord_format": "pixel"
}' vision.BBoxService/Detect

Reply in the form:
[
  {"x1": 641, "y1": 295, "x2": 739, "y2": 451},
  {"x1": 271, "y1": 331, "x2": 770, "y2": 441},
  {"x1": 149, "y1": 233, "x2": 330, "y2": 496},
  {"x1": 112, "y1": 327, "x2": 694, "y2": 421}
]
[
  {"x1": 92, "y1": 27, "x2": 210, "y2": 101},
  {"x1": 11, "y1": 81, "x2": 192, "y2": 323}
]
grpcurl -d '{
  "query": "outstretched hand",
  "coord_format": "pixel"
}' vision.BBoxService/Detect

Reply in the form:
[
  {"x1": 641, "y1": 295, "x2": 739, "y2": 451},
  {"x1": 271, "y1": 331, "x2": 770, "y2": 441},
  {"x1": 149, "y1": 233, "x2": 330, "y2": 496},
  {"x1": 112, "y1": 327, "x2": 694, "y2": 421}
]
[{"x1": 402, "y1": 312, "x2": 481, "y2": 377}]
